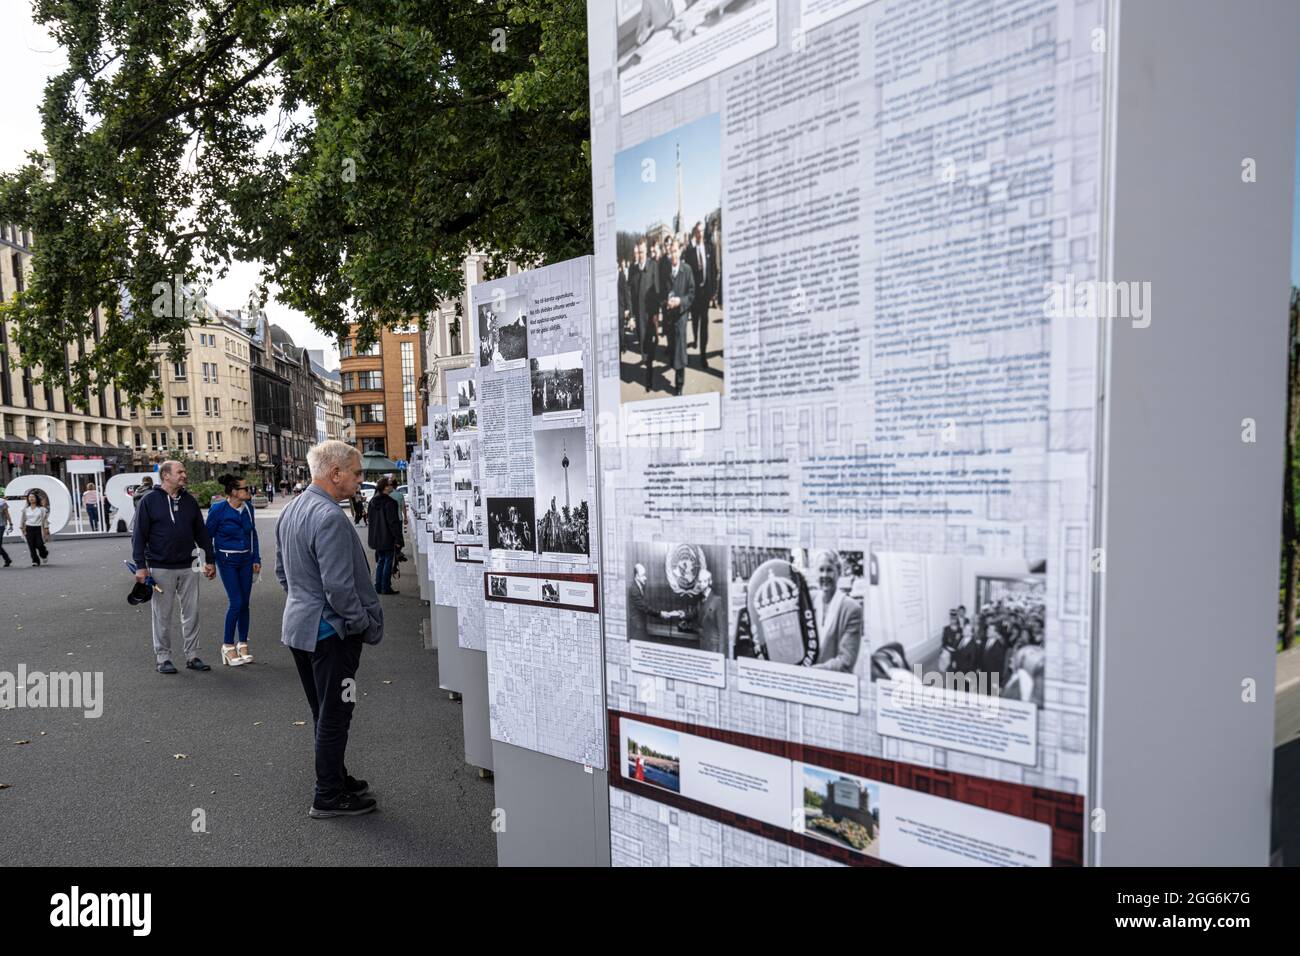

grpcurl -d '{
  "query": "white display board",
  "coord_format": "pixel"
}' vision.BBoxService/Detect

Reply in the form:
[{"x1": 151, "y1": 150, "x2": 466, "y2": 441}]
[
  {"x1": 474, "y1": 256, "x2": 606, "y2": 769},
  {"x1": 590, "y1": 0, "x2": 1104, "y2": 866}
]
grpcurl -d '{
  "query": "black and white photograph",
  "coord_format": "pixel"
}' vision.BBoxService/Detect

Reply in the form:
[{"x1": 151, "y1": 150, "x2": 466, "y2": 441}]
[
  {"x1": 532, "y1": 426, "x2": 590, "y2": 557},
  {"x1": 454, "y1": 499, "x2": 480, "y2": 539},
  {"x1": 454, "y1": 474, "x2": 473, "y2": 493},
  {"x1": 477, "y1": 294, "x2": 529, "y2": 367},
  {"x1": 431, "y1": 414, "x2": 450, "y2": 442},
  {"x1": 869, "y1": 553, "x2": 1047, "y2": 707},
  {"x1": 436, "y1": 499, "x2": 455, "y2": 531},
  {"x1": 451, "y1": 407, "x2": 477, "y2": 434},
  {"x1": 453, "y1": 439, "x2": 472, "y2": 463},
  {"x1": 729, "y1": 547, "x2": 866, "y2": 671},
  {"x1": 457, "y1": 378, "x2": 476, "y2": 407},
  {"x1": 624, "y1": 541, "x2": 728, "y2": 654},
  {"x1": 489, "y1": 575, "x2": 509, "y2": 598},
  {"x1": 487, "y1": 496, "x2": 536, "y2": 554},
  {"x1": 541, "y1": 581, "x2": 561, "y2": 604},
  {"x1": 615, "y1": 111, "x2": 723, "y2": 403},
  {"x1": 457, "y1": 545, "x2": 481, "y2": 564},
  {"x1": 439, "y1": 444, "x2": 452, "y2": 470},
  {"x1": 530, "y1": 350, "x2": 586, "y2": 416},
  {"x1": 615, "y1": 0, "x2": 773, "y2": 80}
]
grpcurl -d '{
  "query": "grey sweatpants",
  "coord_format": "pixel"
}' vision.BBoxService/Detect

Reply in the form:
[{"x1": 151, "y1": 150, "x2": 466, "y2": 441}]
[{"x1": 150, "y1": 566, "x2": 202, "y2": 664}]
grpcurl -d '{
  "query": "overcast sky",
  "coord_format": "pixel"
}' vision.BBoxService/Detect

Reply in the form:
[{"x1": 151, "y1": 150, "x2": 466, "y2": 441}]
[{"x1": 0, "y1": 4, "x2": 339, "y2": 368}]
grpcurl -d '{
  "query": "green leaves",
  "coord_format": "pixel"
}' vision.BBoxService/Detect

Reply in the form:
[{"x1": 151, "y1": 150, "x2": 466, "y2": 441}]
[{"x1": 1, "y1": 0, "x2": 591, "y2": 399}]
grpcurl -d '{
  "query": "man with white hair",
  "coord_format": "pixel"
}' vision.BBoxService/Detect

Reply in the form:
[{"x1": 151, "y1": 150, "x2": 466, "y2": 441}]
[{"x1": 275, "y1": 440, "x2": 384, "y2": 818}]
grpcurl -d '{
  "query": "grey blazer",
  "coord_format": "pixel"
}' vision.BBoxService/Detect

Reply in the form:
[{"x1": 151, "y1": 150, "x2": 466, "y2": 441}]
[{"x1": 275, "y1": 484, "x2": 384, "y2": 652}]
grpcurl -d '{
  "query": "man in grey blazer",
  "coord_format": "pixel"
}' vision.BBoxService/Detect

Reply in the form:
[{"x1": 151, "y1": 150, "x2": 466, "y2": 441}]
[{"x1": 276, "y1": 440, "x2": 384, "y2": 818}]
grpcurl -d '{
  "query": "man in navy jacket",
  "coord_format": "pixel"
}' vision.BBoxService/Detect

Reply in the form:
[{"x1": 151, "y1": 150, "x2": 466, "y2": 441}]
[{"x1": 132, "y1": 461, "x2": 216, "y2": 674}]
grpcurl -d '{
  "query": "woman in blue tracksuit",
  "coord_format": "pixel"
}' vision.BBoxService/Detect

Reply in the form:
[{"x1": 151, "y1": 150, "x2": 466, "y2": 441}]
[{"x1": 206, "y1": 474, "x2": 261, "y2": 667}]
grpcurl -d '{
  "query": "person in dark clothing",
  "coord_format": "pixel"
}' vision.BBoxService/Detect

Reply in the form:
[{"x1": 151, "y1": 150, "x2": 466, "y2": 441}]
[
  {"x1": 367, "y1": 477, "x2": 404, "y2": 595},
  {"x1": 351, "y1": 491, "x2": 366, "y2": 526},
  {"x1": 132, "y1": 460, "x2": 216, "y2": 673}
]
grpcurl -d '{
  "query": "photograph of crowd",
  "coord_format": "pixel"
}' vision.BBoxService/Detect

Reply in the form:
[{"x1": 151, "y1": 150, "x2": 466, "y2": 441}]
[
  {"x1": 624, "y1": 541, "x2": 728, "y2": 653},
  {"x1": 533, "y1": 426, "x2": 590, "y2": 556},
  {"x1": 431, "y1": 414, "x2": 450, "y2": 442},
  {"x1": 489, "y1": 575, "x2": 509, "y2": 598},
  {"x1": 615, "y1": 112, "x2": 723, "y2": 401},
  {"x1": 457, "y1": 378, "x2": 476, "y2": 407},
  {"x1": 453, "y1": 440, "x2": 472, "y2": 463},
  {"x1": 453, "y1": 475, "x2": 473, "y2": 493},
  {"x1": 869, "y1": 554, "x2": 1047, "y2": 706},
  {"x1": 487, "y1": 497, "x2": 536, "y2": 553},
  {"x1": 477, "y1": 295, "x2": 529, "y2": 367},
  {"x1": 729, "y1": 547, "x2": 866, "y2": 672},
  {"x1": 530, "y1": 351, "x2": 585, "y2": 416},
  {"x1": 451, "y1": 408, "x2": 477, "y2": 434}
]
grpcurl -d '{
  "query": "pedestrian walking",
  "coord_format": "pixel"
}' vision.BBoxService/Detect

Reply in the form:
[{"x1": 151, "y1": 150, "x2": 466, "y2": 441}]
[
  {"x1": 82, "y1": 482, "x2": 100, "y2": 531},
  {"x1": 207, "y1": 474, "x2": 261, "y2": 667},
  {"x1": 0, "y1": 495, "x2": 13, "y2": 567},
  {"x1": 131, "y1": 460, "x2": 217, "y2": 674},
  {"x1": 368, "y1": 477, "x2": 403, "y2": 595},
  {"x1": 351, "y1": 490, "x2": 366, "y2": 526},
  {"x1": 265, "y1": 482, "x2": 274, "y2": 504},
  {"x1": 275, "y1": 440, "x2": 383, "y2": 818},
  {"x1": 21, "y1": 491, "x2": 50, "y2": 567}
]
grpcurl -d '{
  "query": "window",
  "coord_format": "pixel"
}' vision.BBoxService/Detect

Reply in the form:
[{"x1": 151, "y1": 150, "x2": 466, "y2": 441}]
[
  {"x1": 207, "y1": 430, "x2": 214, "y2": 451},
  {"x1": 184, "y1": 430, "x2": 194, "y2": 451},
  {"x1": 213, "y1": 397, "x2": 220, "y2": 416},
  {"x1": 358, "y1": 403, "x2": 384, "y2": 424},
  {"x1": 134, "y1": 430, "x2": 144, "y2": 449},
  {"x1": 175, "y1": 396, "x2": 189, "y2": 416},
  {"x1": 172, "y1": 361, "x2": 186, "y2": 380},
  {"x1": 401, "y1": 341, "x2": 416, "y2": 427},
  {"x1": 215, "y1": 431, "x2": 223, "y2": 452},
  {"x1": 362, "y1": 436, "x2": 386, "y2": 454}
]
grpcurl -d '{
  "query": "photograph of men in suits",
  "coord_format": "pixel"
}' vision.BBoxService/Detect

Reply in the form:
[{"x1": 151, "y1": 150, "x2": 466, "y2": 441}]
[
  {"x1": 630, "y1": 240, "x2": 660, "y2": 389},
  {"x1": 683, "y1": 221, "x2": 715, "y2": 364},
  {"x1": 627, "y1": 562, "x2": 682, "y2": 642},
  {"x1": 662, "y1": 241, "x2": 696, "y2": 395},
  {"x1": 614, "y1": 111, "x2": 724, "y2": 404},
  {"x1": 683, "y1": 569, "x2": 725, "y2": 654}
]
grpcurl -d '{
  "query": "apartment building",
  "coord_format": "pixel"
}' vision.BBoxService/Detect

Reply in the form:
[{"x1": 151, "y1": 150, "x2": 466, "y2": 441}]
[
  {"x1": 339, "y1": 323, "x2": 426, "y2": 461},
  {"x1": 0, "y1": 224, "x2": 134, "y2": 488},
  {"x1": 127, "y1": 300, "x2": 252, "y2": 477}
]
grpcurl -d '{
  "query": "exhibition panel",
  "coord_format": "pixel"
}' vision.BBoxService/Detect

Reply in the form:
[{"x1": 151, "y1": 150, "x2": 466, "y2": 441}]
[{"x1": 587, "y1": 0, "x2": 1104, "y2": 866}]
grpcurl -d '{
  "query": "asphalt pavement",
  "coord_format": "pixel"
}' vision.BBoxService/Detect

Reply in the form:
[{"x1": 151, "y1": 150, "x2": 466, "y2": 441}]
[{"x1": 0, "y1": 503, "x2": 497, "y2": 866}]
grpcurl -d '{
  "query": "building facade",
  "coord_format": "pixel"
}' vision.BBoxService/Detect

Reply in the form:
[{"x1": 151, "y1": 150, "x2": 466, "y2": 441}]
[
  {"x1": 424, "y1": 253, "x2": 522, "y2": 404},
  {"x1": 0, "y1": 224, "x2": 135, "y2": 489},
  {"x1": 129, "y1": 301, "x2": 254, "y2": 479},
  {"x1": 339, "y1": 323, "x2": 426, "y2": 461}
]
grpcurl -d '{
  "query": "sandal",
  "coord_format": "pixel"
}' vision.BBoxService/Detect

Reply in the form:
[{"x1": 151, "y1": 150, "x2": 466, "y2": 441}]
[
  {"x1": 221, "y1": 644, "x2": 245, "y2": 667},
  {"x1": 236, "y1": 642, "x2": 253, "y2": 664}
]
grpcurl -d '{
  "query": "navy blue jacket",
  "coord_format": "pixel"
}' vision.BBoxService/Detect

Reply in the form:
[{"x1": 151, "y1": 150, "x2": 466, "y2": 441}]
[
  {"x1": 132, "y1": 488, "x2": 214, "y2": 569},
  {"x1": 205, "y1": 498, "x2": 261, "y2": 564}
]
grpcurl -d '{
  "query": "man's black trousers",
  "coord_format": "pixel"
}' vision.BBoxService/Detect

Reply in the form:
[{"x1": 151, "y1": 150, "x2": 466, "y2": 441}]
[{"x1": 291, "y1": 634, "x2": 364, "y2": 800}]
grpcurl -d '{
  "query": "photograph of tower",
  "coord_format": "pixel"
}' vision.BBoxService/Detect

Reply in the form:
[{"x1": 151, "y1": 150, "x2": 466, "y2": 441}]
[
  {"x1": 532, "y1": 425, "x2": 590, "y2": 556},
  {"x1": 615, "y1": 112, "x2": 723, "y2": 404}
]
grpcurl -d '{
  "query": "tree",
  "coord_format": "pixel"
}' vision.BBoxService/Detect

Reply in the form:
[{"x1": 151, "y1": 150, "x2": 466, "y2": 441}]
[{"x1": 0, "y1": 0, "x2": 591, "y2": 403}]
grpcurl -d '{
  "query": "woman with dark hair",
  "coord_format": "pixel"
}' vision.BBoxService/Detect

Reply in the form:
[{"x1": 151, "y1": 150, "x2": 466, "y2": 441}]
[
  {"x1": 21, "y1": 491, "x2": 49, "y2": 567},
  {"x1": 206, "y1": 474, "x2": 261, "y2": 666}
]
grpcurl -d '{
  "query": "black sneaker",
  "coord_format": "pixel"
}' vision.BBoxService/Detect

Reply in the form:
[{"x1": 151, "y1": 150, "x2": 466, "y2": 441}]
[
  {"x1": 309, "y1": 791, "x2": 377, "y2": 819},
  {"x1": 345, "y1": 775, "x2": 370, "y2": 796},
  {"x1": 185, "y1": 658, "x2": 211, "y2": 672},
  {"x1": 157, "y1": 660, "x2": 178, "y2": 674}
]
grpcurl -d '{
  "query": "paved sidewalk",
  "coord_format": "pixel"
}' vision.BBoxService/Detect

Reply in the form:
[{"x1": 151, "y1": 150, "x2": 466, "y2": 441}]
[{"x1": 0, "y1": 513, "x2": 495, "y2": 866}]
